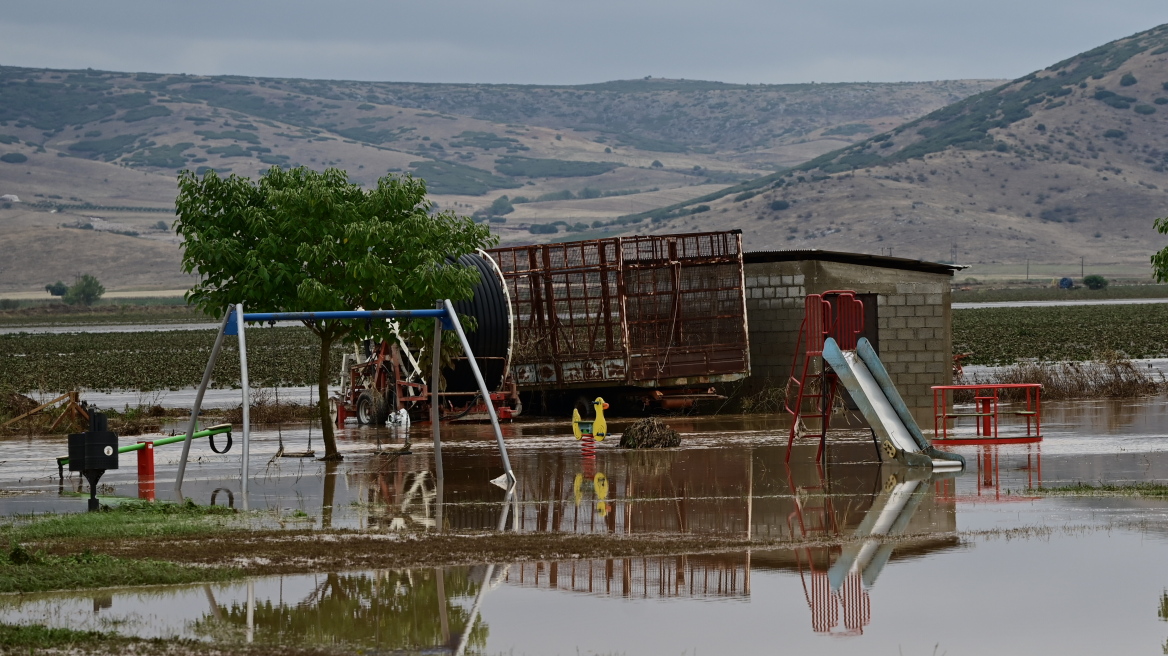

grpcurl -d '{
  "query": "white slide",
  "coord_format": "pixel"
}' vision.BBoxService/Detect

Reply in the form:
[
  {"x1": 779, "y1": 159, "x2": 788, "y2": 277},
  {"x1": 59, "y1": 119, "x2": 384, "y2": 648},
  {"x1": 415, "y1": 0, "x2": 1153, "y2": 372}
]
[
  {"x1": 843, "y1": 350, "x2": 919, "y2": 454},
  {"x1": 822, "y1": 337, "x2": 964, "y2": 471}
]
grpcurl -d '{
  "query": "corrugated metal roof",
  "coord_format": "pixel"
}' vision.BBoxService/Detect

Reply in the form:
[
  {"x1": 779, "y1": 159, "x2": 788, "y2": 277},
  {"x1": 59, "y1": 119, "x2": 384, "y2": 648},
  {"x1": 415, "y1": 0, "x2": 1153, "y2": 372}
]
[{"x1": 743, "y1": 249, "x2": 966, "y2": 276}]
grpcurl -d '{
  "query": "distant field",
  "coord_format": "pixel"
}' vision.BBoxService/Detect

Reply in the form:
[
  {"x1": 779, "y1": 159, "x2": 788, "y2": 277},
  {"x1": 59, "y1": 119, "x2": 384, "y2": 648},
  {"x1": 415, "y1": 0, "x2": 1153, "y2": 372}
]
[
  {"x1": 0, "y1": 302, "x2": 201, "y2": 326},
  {"x1": 0, "y1": 327, "x2": 338, "y2": 393},
  {"x1": 953, "y1": 304, "x2": 1168, "y2": 365},
  {"x1": 952, "y1": 284, "x2": 1168, "y2": 304}
]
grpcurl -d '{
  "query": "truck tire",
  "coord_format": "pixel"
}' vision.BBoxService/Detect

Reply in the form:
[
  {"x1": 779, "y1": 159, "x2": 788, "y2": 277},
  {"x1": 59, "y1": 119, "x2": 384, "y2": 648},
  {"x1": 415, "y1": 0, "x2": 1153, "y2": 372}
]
[{"x1": 356, "y1": 391, "x2": 386, "y2": 425}]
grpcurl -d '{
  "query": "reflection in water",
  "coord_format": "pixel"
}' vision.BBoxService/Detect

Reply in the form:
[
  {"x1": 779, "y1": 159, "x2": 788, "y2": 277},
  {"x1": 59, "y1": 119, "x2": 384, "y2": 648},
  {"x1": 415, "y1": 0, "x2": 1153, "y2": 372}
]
[
  {"x1": 194, "y1": 569, "x2": 488, "y2": 652},
  {"x1": 505, "y1": 554, "x2": 750, "y2": 600}
]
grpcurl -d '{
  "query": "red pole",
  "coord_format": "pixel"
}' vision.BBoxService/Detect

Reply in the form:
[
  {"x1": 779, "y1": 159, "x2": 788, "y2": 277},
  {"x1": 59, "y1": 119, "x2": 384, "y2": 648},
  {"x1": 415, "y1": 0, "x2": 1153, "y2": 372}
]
[{"x1": 137, "y1": 440, "x2": 155, "y2": 501}]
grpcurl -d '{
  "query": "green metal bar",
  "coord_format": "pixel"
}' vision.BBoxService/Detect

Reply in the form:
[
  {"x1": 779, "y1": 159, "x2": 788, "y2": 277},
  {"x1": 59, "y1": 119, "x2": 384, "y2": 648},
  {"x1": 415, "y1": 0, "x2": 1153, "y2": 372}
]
[{"x1": 57, "y1": 424, "x2": 232, "y2": 466}]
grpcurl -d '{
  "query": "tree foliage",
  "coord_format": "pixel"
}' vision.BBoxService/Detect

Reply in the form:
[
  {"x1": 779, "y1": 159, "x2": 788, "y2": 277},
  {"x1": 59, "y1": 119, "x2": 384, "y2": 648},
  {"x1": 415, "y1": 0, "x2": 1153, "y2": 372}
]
[
  {"x1": 1083, "y1": 274, "x2": 1109, "y2": 290},
  {"x1": 63, "y1": 275, "x2": 104, "y2": 306},
  {"x1": 175, "y1": 166, "x2": 495, "y2": 458},
  {"x1": 1153, "y1": 217, "x2": 1168, "y2": 284}
]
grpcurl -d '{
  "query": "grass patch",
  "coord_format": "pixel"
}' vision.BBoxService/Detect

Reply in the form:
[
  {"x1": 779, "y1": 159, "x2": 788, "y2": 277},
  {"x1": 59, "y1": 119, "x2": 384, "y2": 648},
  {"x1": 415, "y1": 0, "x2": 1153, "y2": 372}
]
[
  {"x1": 0, "y1": 624, "x2": 124, "y2": 650},
  {"x1": 1027, "y1": 483, "x2": 1168, "y2": 497},
  {"x1": 2, "y1": 500, "x2": 237, "y2": 544},
  {"x1": 0, "y1": 545, "x2": 239, "y2": 593}
]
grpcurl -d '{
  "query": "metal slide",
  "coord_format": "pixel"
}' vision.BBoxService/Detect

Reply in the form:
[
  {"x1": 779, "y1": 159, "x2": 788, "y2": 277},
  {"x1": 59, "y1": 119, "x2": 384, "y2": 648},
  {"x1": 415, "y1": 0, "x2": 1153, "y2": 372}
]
[
  {"x1": 822, "y1": 337, "x2": 964, "y2": 471},
  {"x1": 827, "y1": 466, "x2": 944, "y2": 591}
]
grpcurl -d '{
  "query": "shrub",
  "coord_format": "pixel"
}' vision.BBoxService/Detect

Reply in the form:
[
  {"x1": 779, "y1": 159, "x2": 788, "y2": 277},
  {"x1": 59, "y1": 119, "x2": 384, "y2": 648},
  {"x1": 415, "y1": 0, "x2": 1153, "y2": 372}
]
[
  {"x1": 44, "y1": 281, "x2": 68, "y2": 296},
  {"x1": 1120, "y1": 73, "x2": 1137, "y2": 87},
  {"x1": 1083, "y1": 274, "x2": 1108, "y2": 290},
  {"x1": 494, "y1": 156, "x2": 621, "y2": 178},
  {"x1": 690, "y1": 205, "x2": 710, "y2": 214},
  {"x1": 1156, "y1": 98, "x2": 1168, "y2": 105},
  {"x1": 770, "y1": 200, "x2": 790, "y2": 211},
  {"x1": 120, "y1": 105, "x2": 172, "y2": 122},
  {"x1": 408, "y1": 160, "x2": 520, "y2": 196},
  {"x1": 536, "y1": 190, "x2": 573, "y2": 202},
  {"x1": 1104, "y1": 129, "x2": 1126, "y2": 139},
  {"x1": 527, "y1": 223, "x2": 559, "y2": 234},
  {"x1": 1135, "y1": 105, "x2": 1157, "y2": 115},
  {"x1": 650, "y1": 160, "x2": 663, "y2": 168},
  {"x1": 356, "y1": 103, "x2": 376, "y2": 110},
  {"x1": 0, "y1": 153, "x2": 27, "y2": 164},
  {"x1": 63, "y1": 274, "x2": 104, "y2": 306},
  {"x1": 488, "y1": 195, "x2": 514, "y2": 215}
]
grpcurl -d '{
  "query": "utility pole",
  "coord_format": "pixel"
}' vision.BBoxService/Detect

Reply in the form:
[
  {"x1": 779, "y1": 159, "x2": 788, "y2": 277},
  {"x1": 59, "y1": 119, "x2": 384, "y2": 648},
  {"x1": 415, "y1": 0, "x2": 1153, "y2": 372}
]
[
  {"x1": 1081, "y1": 256, "x2": 1084, "y2": 279},
  {"x1": 1026, "y1": 258, "x2": 1029, "y2": 281}
]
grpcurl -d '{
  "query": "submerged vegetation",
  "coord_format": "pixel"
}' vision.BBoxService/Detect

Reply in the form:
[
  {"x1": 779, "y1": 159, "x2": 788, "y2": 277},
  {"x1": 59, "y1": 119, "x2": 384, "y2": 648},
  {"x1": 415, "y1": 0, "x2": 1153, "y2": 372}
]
[
  {"x1": 1027, "y1": 483, "x2": 1168, "y2": 497},
  {"x1": 964, "y1": 351, "x2": 1163, "y2": 400}
]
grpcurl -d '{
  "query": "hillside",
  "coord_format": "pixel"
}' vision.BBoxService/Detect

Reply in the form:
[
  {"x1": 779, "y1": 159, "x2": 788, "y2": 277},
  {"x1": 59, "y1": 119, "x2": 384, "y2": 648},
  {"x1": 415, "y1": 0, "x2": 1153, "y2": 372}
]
[
  {"x1": 0, "y1": 67, "x2": 998, "y2": 293},
  {"x1": 625, "y1": 24, "x2": 1168, "y2": 277}
]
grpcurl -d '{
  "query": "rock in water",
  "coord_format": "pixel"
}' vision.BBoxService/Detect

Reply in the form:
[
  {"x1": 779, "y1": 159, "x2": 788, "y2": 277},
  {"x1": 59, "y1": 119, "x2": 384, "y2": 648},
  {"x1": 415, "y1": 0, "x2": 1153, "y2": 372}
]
[{"x1": 619, "y1": 417, "x2": 681, "y2": 448}]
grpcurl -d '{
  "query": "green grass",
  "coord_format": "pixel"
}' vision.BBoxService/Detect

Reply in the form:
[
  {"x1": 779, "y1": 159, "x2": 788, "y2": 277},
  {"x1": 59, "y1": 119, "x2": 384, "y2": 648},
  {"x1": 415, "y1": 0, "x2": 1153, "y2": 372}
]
[
  {"x1": 1026, "y1": 483, "x2": 1168, "y2": 497},
  {"x1": 953, "y1": 284, "x2": 1168, "y2": 303},
  {"x1": 2, "y1": 501, "x2": 237, "y2": 543},
  {"x1": 953, "y1": 304, "x2": 1168, "y2": 365},
  {"x1": 0, "y1": 501, "x2": 241, "y2": 593},
  {"x1": 0, "y1": 547, "x2": 239, "y2": 594},
  {"x1": 0, "y1": 624, "x2": 125, "y2": 650}
]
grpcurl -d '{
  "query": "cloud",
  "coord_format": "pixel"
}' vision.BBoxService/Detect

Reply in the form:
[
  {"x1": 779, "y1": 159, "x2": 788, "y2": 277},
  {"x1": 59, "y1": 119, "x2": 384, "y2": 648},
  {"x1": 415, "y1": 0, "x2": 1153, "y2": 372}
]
[{"x1": 1, "y1": 1, "x2": 1166, "y2": 84}]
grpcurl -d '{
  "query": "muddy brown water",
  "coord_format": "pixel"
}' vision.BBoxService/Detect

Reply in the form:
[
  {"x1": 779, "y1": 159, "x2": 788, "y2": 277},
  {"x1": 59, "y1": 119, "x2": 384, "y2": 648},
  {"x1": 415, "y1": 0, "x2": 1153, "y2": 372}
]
[{"x1": 4, "y1": 397, "x2": 1168, "y2": 653}]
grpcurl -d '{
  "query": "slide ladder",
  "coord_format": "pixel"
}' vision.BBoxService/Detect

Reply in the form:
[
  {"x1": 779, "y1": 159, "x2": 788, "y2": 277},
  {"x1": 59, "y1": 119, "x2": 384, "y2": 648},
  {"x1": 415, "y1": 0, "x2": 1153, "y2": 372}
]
[{"x1": 785, "y1": 291, "x2": 865, "y2": 463}]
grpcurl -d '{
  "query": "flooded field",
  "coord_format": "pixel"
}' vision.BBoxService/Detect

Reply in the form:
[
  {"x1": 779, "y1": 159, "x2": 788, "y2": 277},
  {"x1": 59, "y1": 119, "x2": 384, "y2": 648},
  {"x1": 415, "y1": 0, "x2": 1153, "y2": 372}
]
[{"x1": 3, "y1": 397, "x2": 1168, "y2": 653}]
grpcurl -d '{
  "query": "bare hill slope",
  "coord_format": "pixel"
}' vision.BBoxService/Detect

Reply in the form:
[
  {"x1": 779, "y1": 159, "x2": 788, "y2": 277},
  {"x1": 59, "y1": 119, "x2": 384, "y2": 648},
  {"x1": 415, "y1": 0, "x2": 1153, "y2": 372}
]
[{"x1": 630, "y1": 24, "x2": 1168, "y2": 277}]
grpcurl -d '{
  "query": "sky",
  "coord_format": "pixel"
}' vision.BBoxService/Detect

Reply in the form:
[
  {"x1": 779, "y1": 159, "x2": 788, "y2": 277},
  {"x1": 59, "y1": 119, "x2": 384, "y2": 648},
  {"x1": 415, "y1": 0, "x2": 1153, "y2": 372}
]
[{"x1": 2, "y1": 1, "x2": 1168, "y2": 85}]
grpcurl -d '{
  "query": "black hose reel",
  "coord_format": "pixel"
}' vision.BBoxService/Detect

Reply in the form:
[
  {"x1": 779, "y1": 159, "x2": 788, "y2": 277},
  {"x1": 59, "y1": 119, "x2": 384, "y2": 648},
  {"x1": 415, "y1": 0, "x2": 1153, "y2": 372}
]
[{"x1": 445, "y1": 252, "x2": 513, "y2": 395}]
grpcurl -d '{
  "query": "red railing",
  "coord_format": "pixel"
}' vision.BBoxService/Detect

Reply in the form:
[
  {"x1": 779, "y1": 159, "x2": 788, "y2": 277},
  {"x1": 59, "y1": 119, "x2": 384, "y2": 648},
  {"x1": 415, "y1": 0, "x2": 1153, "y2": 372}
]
[{"x1": 931, "y1": 384, "x2": 1042, "y2": 443}]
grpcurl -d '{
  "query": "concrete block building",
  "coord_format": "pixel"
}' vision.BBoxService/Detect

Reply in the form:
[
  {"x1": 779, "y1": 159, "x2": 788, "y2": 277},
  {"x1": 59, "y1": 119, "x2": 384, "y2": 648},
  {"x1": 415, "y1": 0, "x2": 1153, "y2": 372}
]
[{"x1": 740, "y1": 250, "x2": 961, "y2": 422}]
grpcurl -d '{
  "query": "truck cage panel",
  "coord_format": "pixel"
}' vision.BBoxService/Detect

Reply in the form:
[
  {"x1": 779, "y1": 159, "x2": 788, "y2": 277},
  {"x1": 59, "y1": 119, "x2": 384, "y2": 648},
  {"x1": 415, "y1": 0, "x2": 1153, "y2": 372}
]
[{"x1": 487, "y1": 231, "x2": 751, "y2": 390}]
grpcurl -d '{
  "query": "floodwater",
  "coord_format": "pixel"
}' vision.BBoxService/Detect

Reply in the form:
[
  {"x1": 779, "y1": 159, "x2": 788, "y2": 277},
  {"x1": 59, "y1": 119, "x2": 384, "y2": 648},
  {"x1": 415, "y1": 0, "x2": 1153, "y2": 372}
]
[
  {"x1": 4, "y1": 398, "x2": 1168, "y2": 653},
  {"x1": 952, "y1": 297, "x2": 1168, "y2": 309}
]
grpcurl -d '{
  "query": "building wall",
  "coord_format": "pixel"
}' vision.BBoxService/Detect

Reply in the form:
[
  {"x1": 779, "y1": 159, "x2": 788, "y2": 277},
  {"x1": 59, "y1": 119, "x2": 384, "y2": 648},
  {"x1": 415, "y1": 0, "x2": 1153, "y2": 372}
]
[{"x1": 742, "y1": 259, "x2": 952, "y2": 422}]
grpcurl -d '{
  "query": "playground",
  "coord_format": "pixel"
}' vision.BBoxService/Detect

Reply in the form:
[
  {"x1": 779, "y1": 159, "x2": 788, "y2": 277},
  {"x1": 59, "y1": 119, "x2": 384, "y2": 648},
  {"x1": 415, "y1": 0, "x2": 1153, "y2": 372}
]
[{"x1": 4, "y1": 280, "x2": 1168, "y2": 653}]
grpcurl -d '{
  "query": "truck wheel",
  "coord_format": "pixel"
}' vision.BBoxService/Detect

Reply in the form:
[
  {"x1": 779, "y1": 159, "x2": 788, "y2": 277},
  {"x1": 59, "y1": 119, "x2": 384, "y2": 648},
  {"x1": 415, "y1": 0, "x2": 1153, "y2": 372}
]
[{"x1": 357, "y1": 391, "x2": 384, "y2": 425}]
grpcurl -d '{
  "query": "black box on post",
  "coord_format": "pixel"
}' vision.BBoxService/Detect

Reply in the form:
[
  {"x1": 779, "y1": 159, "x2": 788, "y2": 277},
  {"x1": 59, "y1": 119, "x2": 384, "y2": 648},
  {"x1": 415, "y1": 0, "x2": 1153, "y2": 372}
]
[{"x1": 67, "y1": 431, "x2": 119, "y2": 472}]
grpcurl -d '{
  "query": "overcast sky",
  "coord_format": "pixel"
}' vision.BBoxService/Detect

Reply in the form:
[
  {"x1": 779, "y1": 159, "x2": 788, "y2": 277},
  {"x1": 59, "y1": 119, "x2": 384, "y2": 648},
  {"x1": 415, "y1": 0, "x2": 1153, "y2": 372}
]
[{"x1": 2, "y1": 1, "x2": 1167, "y2": 85}]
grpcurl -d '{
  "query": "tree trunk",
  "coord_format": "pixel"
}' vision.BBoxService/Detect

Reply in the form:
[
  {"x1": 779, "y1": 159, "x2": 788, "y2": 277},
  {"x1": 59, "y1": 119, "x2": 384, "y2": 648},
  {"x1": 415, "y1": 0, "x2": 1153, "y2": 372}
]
[{"x1": 318, "y1": 334, "x2": 341, "y2": 460}]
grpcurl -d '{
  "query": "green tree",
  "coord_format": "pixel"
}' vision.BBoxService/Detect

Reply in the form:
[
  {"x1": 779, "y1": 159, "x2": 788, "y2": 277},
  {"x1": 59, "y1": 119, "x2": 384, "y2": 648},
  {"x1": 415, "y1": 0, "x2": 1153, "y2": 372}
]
[
  {"x1": 63, "y1": 274, "x2": 104, "y2": 306},
  {"x1": 1083, "y1": 274, "x2": 1108, "y2": 290},
  {"x1": 44, "y1": 281, "x2": 68, "y2": 297},
  {"x1": 488, "y1": 195, "x2": 514, "y2": 216},
  {"x1": 175, "y1": 166, "x2": 494, "y2": 460}
]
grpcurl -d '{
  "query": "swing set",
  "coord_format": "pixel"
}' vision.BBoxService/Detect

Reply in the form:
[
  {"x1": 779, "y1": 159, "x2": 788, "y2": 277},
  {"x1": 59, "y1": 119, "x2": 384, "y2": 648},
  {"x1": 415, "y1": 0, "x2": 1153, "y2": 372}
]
[{"x1": 173, "y1": 300, "x2": 517, "y2": 502}]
